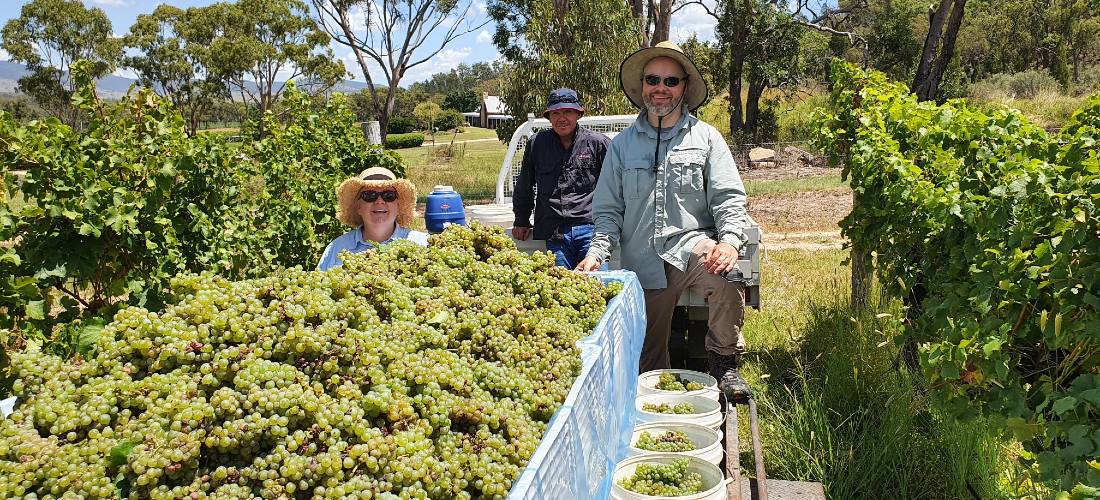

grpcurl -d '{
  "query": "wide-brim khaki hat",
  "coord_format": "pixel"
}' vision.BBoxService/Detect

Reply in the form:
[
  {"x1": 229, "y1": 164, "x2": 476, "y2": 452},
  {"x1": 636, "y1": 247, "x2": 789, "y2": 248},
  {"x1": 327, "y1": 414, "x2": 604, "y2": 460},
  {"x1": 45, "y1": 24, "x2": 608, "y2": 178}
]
[
  {"x1": 619, "y1": 40, "x2": 708, "y2": 112},
  {"x1": 336, "y1": 167, "x2": 417, "y2": 227}
]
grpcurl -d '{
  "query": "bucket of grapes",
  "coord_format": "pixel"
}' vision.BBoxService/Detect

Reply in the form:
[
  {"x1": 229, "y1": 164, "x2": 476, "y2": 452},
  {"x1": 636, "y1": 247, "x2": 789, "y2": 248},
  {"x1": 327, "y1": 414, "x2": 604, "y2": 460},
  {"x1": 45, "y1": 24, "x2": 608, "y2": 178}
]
[
  {"x1": 635, "y1": 394, "x2": 723, "y2": 430},
  {"x1": 637, "y1": 369, "x2": 719, "y2": 401},
  {"x1": 628, "y1": 422, "x2": 724, "y2": 466},
  {"x1": 610, "y1": 454, "x2": 730, "y2": 500}
]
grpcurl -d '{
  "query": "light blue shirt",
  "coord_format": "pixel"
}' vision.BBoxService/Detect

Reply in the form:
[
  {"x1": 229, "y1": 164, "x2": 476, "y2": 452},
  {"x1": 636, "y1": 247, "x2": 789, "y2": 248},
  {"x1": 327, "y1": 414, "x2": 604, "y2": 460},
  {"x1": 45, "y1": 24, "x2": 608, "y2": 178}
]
[
  {"x1": 587, "y1": 105, "x2": 750, "y2": 289},
  {"x1": 317, "y1": 223, "x2": 430, "y2": 271}
]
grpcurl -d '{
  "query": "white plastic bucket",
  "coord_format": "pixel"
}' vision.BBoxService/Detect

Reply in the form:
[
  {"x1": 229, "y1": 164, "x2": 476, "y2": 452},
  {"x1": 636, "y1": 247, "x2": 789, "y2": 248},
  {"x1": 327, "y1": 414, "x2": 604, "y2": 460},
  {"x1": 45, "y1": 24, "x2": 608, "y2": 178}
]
[
  {"x1": 610, "y1": 453, "x2": 731, "y2": 500},
  {"x1": 635, "y1": 394, "x2": 724, "y2": 431},
  {"x1": 465, "y1": 204, "x2": 515, "y2": 228},
  {"x1": 628, "y1": 422, "x2": 724, "y2": 466},
  {"x1": 637, "y1": 369, "x2": 720, "y2": 401}
]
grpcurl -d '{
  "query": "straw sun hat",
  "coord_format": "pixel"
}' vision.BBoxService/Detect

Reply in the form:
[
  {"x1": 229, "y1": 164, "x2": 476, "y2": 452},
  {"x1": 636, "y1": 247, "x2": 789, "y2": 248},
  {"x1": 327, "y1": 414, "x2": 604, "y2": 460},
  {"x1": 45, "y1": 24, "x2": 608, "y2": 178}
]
[
  {"x1": 336, "y1": 167, "x2": 417, "y2": 227},
  {"x1": 619, "y1": 40, "x2": 709, "y2": 112}
]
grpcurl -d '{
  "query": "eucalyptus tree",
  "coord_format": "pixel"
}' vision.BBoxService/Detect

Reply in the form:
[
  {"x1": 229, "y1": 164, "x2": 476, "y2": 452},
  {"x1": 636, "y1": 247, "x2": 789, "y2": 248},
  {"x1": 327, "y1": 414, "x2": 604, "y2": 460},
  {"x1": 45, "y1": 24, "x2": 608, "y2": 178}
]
[
  {"x1": 488, "y1": 0, "x2": 641, "y2": 140},
  {"x1": 123, "y1": 4, "x2": 231, "y2": 136},
  {"x1": 0, "y1": 0, "x2": 122, "y2": 128},
  {"x1": 311, "y1": 0, "x2": 489, "y2": 141},
  {"x1": 213, "y1": 0, "x2": 348, "y2": 137}
]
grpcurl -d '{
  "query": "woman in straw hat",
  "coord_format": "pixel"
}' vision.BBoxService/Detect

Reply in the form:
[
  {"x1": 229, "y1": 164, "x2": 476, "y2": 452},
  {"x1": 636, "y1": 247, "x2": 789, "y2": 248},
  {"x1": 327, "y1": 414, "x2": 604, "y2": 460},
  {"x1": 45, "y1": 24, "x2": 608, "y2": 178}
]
[
  {"x1": 575, "y1": 41, "x2": 754, "y2": 403},
  {"x1": 317, "y1": 167, "x2": 429, "y2": 271}
]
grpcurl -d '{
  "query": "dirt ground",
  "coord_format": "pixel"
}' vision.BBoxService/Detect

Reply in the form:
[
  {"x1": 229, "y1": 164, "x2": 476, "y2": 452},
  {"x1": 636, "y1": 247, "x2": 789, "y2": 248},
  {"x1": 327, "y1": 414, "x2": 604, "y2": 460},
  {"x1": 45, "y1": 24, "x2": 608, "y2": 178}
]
[{"x1": 742, "y1": 164, "x2": 851, "y2": 251}]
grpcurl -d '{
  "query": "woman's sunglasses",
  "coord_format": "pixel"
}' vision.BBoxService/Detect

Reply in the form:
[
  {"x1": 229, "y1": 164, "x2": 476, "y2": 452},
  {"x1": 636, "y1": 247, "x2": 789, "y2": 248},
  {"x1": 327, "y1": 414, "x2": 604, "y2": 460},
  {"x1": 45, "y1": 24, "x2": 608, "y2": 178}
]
[
  {"x1": 359, "y1": 190, "x2": 398, "y2": 202},
  {"x1": 643, "y1": 74, "x2": 686, "y2": 87}
]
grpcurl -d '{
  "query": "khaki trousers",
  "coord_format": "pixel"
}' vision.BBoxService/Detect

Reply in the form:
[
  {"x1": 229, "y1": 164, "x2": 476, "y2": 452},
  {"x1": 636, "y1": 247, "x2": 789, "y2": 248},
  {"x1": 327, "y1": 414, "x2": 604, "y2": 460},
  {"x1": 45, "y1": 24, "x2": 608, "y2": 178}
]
[{"x1": 640, "y1": 239, "x2": 746, "y2": 373}]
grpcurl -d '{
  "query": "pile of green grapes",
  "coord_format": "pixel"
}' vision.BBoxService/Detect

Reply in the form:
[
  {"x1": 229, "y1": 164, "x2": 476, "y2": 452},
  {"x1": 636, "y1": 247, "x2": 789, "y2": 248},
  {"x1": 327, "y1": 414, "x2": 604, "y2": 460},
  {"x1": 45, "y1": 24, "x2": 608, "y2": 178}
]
[
  {"x1": 617, "y1": 458, "x2": 703, "y2": 496},
  {"x1": 641, "y1": 402, "x2": 695, "y2": 415},
  {"x1": 654, "y1": 373, "x2": 704, "y2": 392},
  {"x1": 634, "y1": 431, "x2": 696, "y2": 452},
  {"x1": 0, "y1": 222, "x2": 622, "y2": 500}
]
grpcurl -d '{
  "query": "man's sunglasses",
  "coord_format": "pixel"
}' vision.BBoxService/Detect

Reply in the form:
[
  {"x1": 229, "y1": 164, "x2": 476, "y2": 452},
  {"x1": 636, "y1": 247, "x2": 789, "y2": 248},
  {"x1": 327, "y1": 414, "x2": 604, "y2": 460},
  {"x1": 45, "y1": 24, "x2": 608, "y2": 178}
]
[
  {"x1": 359, "y1": 190, "x2": 399, "y2": 202},
  {"x1": 643, "y1": 74, "x2": 686, "y2": 87}
]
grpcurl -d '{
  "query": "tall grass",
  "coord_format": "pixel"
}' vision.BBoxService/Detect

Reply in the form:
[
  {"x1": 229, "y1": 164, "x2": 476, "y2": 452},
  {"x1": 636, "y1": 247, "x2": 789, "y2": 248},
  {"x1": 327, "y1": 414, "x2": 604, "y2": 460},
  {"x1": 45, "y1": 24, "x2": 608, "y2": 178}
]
[
  {"x1": 744, "y1": 175, "x2": 844, "y2": 195},
  {"x1": 738, "y1": 248, "x2": 1040, "y2": 499}
]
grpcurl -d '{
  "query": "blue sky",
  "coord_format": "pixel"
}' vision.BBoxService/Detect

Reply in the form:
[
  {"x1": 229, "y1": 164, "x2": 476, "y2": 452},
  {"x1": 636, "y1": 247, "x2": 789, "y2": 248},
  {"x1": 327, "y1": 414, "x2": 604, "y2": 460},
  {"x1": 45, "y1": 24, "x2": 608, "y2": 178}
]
[{"x1": 0, "y1": 0, "x2": 720, "y2": 87}]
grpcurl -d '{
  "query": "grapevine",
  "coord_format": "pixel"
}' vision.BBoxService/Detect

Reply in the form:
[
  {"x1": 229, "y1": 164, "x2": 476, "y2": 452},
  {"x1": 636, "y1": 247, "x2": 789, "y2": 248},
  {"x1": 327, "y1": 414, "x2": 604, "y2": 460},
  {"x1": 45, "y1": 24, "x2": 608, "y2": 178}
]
[
  {"x1": 0, "y1": 223, "x2": 619, "y2": 500},
  {"x1": 812, "y1": 59, "x2": 1100, "y2": 493}
]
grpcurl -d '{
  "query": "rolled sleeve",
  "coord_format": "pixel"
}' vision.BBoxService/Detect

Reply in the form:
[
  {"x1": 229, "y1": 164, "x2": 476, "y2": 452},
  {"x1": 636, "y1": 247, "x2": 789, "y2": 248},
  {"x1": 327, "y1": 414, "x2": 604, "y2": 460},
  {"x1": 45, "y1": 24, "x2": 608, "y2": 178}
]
[
  {"x1": 705, "y1": 134, "x2": 750, "y2": 254},
  {"x1": 588, "y1": 146, "x2": 626, "y2": 264}
]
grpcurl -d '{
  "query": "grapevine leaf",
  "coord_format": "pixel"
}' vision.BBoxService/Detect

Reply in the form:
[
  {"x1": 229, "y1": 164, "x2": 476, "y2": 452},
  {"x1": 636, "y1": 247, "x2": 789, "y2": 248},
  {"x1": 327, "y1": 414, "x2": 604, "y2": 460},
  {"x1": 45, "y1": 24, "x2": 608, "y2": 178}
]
[
  {"x1": 1053, "y1": 397, "x2": 1079, "y2": 415},
  {"x1": 25, "y1": 300, "x2": 45, "y2": 320},
  {"x1": 108, "y1": 441, "x2": 139, "y2": 467}
]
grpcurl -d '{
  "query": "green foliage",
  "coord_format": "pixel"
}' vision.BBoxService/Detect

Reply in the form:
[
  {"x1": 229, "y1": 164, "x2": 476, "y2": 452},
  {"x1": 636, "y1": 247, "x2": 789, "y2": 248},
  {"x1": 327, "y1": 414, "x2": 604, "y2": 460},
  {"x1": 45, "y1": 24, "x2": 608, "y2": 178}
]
[
  {"x1": 812, "y1": 59, "x2": 1100, "y2": 493},
  {"x1": 0, "y1": 61, "x2": 401, "y2": 343},
  {"x1": 488, "y1": 0, "x2": 641, "y2": 141},
  {"x1": 386, "y1": 133, "x2": 426, "y2": 149},
  {"x1": 387, "y1": 116, "x2": 418, "y2": 135},
  {"x1": 444, "y1": 89, "x2": 480, "y2": 113},
  {"x1": 436, "y1": 109, "x2": 466, "y2": 131},
  {"x1": 413, "y1": 102, "x2": 444, "y2": 130}
]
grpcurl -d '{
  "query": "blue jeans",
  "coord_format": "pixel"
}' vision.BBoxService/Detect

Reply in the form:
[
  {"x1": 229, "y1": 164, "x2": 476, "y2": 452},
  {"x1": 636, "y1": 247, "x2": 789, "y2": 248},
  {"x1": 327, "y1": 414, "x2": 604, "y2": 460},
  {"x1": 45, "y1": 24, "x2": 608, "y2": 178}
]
[{"x1": 545, "y1": 223, "x2": 607, "y2": 270}]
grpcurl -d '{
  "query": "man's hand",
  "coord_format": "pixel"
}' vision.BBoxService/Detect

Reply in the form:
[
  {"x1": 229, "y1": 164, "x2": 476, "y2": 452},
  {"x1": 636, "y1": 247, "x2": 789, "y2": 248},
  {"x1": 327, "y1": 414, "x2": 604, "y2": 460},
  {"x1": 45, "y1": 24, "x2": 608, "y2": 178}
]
[
  {"x1": 575, "y1": 256, "x2": 602, "y2": 273},
  {"x1": 704, "y1": 242, "x2": 739, "y2": 275},
  {"x1": 512, "y1": 226, "x2": 531, "y2": 241}
]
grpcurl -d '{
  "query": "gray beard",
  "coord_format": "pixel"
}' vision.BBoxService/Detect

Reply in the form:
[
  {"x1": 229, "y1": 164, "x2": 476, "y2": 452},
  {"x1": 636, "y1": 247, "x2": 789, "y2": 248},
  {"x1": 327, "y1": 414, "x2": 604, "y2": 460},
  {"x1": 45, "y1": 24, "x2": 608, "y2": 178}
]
[{"x1": 643, "y1": 93, "x2": 678, "y2": 117}]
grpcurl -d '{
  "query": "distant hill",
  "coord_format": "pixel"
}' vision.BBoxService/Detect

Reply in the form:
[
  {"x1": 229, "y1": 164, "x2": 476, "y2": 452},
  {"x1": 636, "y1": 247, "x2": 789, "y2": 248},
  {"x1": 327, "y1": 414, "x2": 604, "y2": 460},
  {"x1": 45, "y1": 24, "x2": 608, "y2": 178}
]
[{"x1": 0, "y1": 60, "x2": 374, "y2": 99}]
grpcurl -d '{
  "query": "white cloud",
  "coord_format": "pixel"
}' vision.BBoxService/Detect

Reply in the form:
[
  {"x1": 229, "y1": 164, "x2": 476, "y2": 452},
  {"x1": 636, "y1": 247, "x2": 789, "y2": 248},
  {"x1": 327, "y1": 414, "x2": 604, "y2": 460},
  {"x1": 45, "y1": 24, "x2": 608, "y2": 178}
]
[
  {"x1": 402, "y1": 48, "x2": 472, "y2": 84},
  {"x1": 0, "y1": 49, "x2": 8, "y2": 61},
  {"x1": 475, "y1": 30, "x2": 492, "y2": 44},
  {"x1": 90, "y1": 0, "x2": 130, "y2": 7},
  {"x1": 669, "y1": 1, "x2": 718, "y2": 43}
]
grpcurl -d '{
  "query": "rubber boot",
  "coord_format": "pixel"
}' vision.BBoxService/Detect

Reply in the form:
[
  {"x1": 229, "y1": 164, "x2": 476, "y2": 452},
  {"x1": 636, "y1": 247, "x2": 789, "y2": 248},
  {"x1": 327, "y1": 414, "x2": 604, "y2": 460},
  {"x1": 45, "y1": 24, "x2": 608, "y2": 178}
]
[{"x1": 708, "y1": 352, "x2": 752, "y2": 404}]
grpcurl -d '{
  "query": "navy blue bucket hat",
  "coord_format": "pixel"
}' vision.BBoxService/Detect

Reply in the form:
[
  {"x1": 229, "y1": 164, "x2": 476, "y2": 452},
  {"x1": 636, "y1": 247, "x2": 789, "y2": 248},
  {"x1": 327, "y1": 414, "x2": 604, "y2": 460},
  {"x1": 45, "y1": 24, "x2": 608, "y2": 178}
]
[{"x1": 542, "y1": 88, "x2": 586, "y2": 118}]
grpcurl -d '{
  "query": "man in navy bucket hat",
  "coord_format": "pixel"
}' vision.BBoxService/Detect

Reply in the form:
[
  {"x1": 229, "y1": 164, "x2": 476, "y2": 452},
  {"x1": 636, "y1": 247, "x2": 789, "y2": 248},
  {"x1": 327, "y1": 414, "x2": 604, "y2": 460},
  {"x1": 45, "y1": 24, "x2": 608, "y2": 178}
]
[{"x1": 512, "y1": 88, "x2": 610, "y2": 270}]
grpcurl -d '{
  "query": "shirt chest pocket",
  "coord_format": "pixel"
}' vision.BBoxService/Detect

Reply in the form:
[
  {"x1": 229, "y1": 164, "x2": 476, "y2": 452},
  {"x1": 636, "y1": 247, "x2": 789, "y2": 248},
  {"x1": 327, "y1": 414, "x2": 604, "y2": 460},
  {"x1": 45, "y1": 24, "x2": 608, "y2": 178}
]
[
  {"x1": 668, "y1": 148, "x2": 706, "y2": 194},
  {"x1": 622, "y1": 160, "x2": 653, "y2": 200}
]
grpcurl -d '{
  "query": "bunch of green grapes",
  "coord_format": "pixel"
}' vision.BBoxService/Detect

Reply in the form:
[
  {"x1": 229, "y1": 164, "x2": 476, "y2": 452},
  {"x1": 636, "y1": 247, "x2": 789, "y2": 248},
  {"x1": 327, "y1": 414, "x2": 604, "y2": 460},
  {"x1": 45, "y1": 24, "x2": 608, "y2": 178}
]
[
  {"x1": 641, "y1": 402, "x2": 695, "y2": 415},
  {"x1": 654, "y1": 373, "x2": 705, "y2": 392},
  {"x1": 634, "y1": 430, "x2": 696, "y2": 452},
  {"x1": 617, "y1": 458, "x2": 703, "y2": 496},
  {"x1": 0, "y1": 223, "x2": 621, "y2": 500}
]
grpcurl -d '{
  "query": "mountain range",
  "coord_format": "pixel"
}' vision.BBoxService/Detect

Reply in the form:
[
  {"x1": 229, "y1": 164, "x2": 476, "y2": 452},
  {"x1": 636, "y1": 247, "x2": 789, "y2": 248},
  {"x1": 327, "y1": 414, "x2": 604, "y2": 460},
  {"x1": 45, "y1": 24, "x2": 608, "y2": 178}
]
[{"x1": 0, "y1": 60, "x2": 374, "y2": 99}]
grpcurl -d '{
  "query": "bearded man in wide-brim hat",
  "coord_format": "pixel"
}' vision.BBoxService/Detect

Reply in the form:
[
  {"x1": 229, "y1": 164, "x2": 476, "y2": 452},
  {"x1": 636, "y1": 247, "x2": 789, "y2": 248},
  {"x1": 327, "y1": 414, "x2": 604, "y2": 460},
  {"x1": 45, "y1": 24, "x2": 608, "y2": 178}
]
[
  {"x1": 576, "y1": 41, "x2": 755, "y2": 403},
  {"x1": 317, "y1": 167, "x2": 429, "y2": 271}
]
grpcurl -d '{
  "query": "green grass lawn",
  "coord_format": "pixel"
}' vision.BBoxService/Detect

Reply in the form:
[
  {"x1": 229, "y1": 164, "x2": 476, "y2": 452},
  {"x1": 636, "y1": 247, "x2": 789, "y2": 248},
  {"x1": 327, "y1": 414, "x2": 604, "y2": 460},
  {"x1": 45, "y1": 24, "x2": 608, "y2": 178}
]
[
  {"x1": 744, "y1": 174, "x2": 845, "y2": 195},
  {"x1": 398, "y1": 140, "x2": 508, "y2": 203}
]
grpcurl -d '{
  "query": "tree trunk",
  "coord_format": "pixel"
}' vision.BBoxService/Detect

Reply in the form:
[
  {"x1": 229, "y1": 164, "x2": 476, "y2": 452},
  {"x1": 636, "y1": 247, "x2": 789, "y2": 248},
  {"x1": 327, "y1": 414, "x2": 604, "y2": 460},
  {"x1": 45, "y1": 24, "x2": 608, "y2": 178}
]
[
  {"x1": 744, "y1": 78, "x2": 765, "y2": 140},
  {"x1": 630, "y1": 0, "x2": 648, "y2": 47},
  {"x1": 652, "y1": 0, "x2": 673, "y2": 44},
  {"x1": 912, "y1": 0, "x2": 955, "y2": 101},
  {"x1": 923, "y1": 0, "x2": 967, "y2": 102},
  {"x1": 726, "y1": 21, "x2": 749, "y2": 138}
]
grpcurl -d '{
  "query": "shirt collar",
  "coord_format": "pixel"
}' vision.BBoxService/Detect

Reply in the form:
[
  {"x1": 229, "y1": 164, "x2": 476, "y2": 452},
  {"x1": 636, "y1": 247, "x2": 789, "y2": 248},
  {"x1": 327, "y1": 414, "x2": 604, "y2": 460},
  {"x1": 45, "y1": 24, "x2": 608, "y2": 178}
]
[
  {"x1": 636, "y1": 104, "x2": 691, "y2": 139},
  {"x1": 354, "y1": 222, "x2": 405, "y2": 246}
]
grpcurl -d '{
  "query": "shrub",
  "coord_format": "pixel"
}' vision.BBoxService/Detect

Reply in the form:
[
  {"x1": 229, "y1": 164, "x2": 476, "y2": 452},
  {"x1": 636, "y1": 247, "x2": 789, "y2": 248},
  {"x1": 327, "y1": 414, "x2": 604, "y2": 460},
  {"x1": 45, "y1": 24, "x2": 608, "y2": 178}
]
[
  {"x1": 386, "y1": 133, "x2": 425, "y2": 149},
  {"x1": 414, "y1": 102, "x2": 444, "y2": 130},
  {"x1": 436, "y1": 108, "x2": 466, "y2": 131},
  {"x1": 387, "y1": 116, "x2": 417, "y2": 134}
]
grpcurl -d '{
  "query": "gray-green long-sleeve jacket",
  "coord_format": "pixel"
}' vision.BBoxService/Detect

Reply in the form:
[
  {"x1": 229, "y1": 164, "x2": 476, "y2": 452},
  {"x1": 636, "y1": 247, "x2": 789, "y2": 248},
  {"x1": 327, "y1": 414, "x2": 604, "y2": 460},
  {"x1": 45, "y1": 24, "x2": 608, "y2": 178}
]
[{"x1": 586, "y1": 106, "x2": 750, "y2": 289}]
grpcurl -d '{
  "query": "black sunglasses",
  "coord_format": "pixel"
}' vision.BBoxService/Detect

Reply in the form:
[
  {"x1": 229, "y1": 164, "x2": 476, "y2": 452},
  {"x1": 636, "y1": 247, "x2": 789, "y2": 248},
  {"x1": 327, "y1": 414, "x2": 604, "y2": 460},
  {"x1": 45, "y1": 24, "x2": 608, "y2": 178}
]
[
  {"x1": 643, "y1": 74, "x2": 686, "y2": 87},
  {"x1": 359, "y1": 190, "x2": 398, "y2": 202}
]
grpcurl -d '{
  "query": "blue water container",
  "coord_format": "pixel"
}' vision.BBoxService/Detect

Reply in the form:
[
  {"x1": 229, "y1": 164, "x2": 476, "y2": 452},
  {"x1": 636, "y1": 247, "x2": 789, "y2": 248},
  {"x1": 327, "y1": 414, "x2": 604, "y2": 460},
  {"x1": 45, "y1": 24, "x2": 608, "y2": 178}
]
[{"x1": 424, "y1": 185, "x2": 466, "y2": 233}]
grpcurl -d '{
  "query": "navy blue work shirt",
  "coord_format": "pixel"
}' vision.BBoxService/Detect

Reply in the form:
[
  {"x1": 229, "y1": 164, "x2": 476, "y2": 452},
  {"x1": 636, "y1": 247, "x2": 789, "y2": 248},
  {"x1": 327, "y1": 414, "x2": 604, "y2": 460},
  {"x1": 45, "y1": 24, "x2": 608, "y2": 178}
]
[{"x1": 512, "y1": 125, "x2": 610, "y2": 240}]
